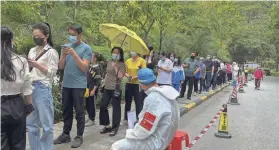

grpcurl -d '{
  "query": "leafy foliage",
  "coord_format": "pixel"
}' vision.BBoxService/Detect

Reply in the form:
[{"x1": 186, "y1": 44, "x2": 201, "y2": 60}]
[{"x1": 2, "y1": 1, "x2": 279, "y2": 121}]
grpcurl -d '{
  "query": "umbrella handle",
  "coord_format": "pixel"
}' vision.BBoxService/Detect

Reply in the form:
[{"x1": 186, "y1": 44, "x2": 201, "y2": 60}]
[{"x1": 121, "y1": 34, "x2": 128, "y2": 47}]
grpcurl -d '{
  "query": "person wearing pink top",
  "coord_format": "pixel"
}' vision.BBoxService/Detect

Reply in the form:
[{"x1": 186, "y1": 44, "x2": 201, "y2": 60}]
[{"x1": 254, "y1": 66, "x2": 264, "y2": 90}]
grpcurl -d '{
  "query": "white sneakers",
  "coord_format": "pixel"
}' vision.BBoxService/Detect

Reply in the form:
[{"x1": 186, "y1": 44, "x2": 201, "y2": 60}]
[{"x1": 85, "y1": 119, "x2": 95, "y2": 127}]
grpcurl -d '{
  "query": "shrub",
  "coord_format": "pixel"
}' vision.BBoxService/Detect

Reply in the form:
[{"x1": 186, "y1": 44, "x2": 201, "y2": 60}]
[{"x1": 271, "y1": 70, "x2": 279, "y2": 77}]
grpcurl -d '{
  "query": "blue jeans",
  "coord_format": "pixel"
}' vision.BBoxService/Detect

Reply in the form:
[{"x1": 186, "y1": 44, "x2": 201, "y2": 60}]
[
  {"x1": 205, "y1": 72, "x2": 212, "y2": 91},
  {"x1": 172, "y1": 83, "x2": 180, "y2": 92},
  {"x1": 27, "y1": 82, "x2": 54, "y2": 150}
]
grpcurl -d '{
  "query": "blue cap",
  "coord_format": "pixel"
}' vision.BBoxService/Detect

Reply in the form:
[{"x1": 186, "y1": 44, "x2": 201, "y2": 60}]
[{"x1": 138, "y1": 68, "x2": 156, "y2": 84}]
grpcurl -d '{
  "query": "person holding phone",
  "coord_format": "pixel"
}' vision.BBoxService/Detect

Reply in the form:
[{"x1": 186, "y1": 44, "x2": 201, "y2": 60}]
[
  {"x1": 121, "y1": 52, "x2": 146, "y2": 126},
  {"x1": 179, "y1": 52, "x2": 200, "y2": 100},
  {"x1": 1, "y1": 26, "x2": 34, "y2": 150},
  {"x1": 99, "y1": 47, "x2": 126, "y2": 136},
  {"x1": 54, "y1": 23, "x2": 92, "y2": 148},
  {"x1": 156, "y1": 51, "x2": 173, "y2": 86},
  {"x1": 26, "y1": 22, "x2": 59, "y2": 150}
]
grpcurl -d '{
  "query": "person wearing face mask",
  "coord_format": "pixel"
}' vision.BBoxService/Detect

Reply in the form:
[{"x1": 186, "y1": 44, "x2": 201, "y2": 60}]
[
  {"x1": 157, "y1": 52, "x2": 173, "y2": 86},
  {"x1": 203, "y1": 55, "x2": 214, "y2": 92},
  {"x1": 172, "y1": 57, "x2": 185, "y2": 91},
  {"x1": 54, "y1": 23, "x2": 92, "y2": 148},
  {"x1": 211, "y1": 56, "x2": 220, "y2": 90},
  {"x1": 179, "y1": 52, "x2": 200, "y2": 100},
  {"x1": 99, "y1": 47, "x2": 126, "y2": 136},
  {"x1": 27, "y1": 22, "x2": 59, "y2": 150},
  {"x1": 110, "y1": 68, "x2": 180, "y2": 150},
  {"x1": 121, "y1": 51, "x2": 146, "y2": 126},
  {"x1": 169, "y1": 52, "x2": 176, "y2": 62},
  {"x1": 199, "y1": 57, "x2": 207, "y2": 94},
  {"x1": 253, "y1": 66, "x2": 264, "y2": 90}
]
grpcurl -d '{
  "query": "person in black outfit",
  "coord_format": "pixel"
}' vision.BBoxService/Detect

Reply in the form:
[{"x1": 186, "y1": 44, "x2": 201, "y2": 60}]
[
  {"x1": 85, "y1": 53, "x2": 103, "y2": 127},
  {"x1": 212, "y1": 57, "x2": 220, "y2": 90},
  {"x1": 203, "y1": 55, "x2": 214, "y2": 92}
]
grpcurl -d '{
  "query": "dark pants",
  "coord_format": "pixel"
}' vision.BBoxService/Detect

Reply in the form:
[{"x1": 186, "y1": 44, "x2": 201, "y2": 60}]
[
  {"x1": 213, "y1": 72, "x2": 218, "y2": 89},
  {"x1": 62, "y1": 88, "x2": 85, "y2": 137},
  {"x1": 193, "y1": 77, "x2": 200, "y2": 93},
  {"x1": 217, "y1": 73, "x2": 222, "y2": 86},
  {"x1": 255, "y1": 79, "x2": 261, "y2": 88},
  {"x1": 85, "y1": 95, "x2": 96, "y2": 121},
  {"x1": 199, "y1": 78, "x2": 206, "y2": 92},
  {"x1": 99, "y1": 89, "x2": 121, "y2": 128},
  {"x1": 205, "y1": 72, "x2": 212, "y2": 91},
  {"x1": 227, "y1": 73, "x2": 232, "y2": 81},
  {"x1": 124, "y1": 83, "x2": 142, "y2": 120},
  {"x1": 180, "y1": 76, "x2": 194, "y2": 98},
  {"x1": 1, "y1": 94, "x2": 26, "y2": 150},
  {"x1": 220, "y1": 70, "x2": 226, "y2": 84}
]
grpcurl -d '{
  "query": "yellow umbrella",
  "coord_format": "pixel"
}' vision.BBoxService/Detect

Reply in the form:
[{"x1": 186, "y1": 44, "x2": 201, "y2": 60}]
[{"x1": 99, "y1": 23, "x2": 149, "y2": 55}]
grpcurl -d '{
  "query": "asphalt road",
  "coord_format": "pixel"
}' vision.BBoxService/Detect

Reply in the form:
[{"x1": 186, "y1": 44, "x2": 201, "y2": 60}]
[{"x1": 179, "y1": 76, "x2": 279, "y2": 150}]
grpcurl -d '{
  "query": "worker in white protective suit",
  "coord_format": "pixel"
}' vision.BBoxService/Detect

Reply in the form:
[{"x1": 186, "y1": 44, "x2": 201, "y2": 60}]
[
  {"x1": 111, "y1": 68, "x2": 180, "y2": 150},
  {"x1": 232, "y1": 62, "x2": 239, "y2": 81}
]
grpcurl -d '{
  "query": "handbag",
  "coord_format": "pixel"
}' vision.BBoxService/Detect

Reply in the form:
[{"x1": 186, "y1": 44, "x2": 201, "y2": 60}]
[{"x1": 113, "y1": 67, "x2": 122, "y2": 98}]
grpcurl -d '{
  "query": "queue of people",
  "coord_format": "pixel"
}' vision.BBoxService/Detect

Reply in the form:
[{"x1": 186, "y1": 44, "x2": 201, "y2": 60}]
[{"x1": 1, "y1": 22, "x2": 237, "y2": 150}]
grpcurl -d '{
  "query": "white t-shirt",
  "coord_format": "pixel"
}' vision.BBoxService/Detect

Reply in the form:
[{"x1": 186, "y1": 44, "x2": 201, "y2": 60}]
[{"x1": 157, "y1": 58, "x2": 173, "y2": 85}]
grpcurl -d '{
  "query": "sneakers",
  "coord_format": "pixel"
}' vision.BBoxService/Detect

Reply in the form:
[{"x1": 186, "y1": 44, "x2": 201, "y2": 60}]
[
  {"x1": 178, "y1": 95, "x2": 184, "y2": 98},
  {"x1": 53, "y1": 133, "x2": 71, "y2": 145},
  {"x1": 187, "y1": 97, "x2": 191, "y2": 100},
  {"x1": 71, "y1": 136, "x2": 83, "y2": 148},
  {"x1": 85, "y1": 120, "x2": 95, "y2": 127},
  {"x1": 193, "y1": 92, "x2": 197, "y2": 96},
  {"x1": 120, "y1": 120, "x2": 128, "y2": 126}
]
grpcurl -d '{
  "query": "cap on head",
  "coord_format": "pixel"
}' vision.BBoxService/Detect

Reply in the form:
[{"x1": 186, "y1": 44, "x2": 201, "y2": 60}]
[{"x1": 138, "y1": 68, "x2": 156, "y2": 84}]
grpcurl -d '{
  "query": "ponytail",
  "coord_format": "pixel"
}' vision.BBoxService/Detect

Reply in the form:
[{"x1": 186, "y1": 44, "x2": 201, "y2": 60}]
[{"x1": 44, "y1": 22, "x2": 53, "y2": 47}]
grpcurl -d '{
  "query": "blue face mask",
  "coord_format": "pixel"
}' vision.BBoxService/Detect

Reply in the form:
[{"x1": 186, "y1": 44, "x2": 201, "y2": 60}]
[
  {"x1": 68, "y1": 35, "x2": 78, "y2": 44},
  {"x1": 112, "y1": 54, "x2": 120, "y2": 61}
]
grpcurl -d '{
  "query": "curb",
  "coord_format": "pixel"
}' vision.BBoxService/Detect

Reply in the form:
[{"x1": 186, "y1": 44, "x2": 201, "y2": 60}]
[{"x1": 180, "y1": 83, "x2": 231, "y2": 117}]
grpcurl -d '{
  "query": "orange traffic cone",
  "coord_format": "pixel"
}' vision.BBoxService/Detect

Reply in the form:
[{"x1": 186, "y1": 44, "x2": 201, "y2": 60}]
[{"x1": 166, "y1": 130, "x2": 189, "y2": 150}]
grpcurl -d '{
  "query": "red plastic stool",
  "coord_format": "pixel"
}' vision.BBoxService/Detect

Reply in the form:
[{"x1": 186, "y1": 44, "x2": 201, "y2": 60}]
[{"x1": 166, "y1": 130, "x2": 190, "y2": 150}]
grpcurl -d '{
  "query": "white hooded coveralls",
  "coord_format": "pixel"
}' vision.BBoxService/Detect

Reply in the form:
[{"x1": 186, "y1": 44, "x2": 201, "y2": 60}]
[{"x1": 111, "y1": 85, "x2": 180, "y2": 150}]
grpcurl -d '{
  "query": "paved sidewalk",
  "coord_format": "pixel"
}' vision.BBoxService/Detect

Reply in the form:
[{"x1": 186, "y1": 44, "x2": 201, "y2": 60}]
[{"x1": 26, "y1": 84, "x2": 230, "y2": 150}]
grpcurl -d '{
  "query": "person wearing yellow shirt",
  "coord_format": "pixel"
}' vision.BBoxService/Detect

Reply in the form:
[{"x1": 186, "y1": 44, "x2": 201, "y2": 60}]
[{"x1": 121, "y1": 52, "x2": 146, "y2": 126}]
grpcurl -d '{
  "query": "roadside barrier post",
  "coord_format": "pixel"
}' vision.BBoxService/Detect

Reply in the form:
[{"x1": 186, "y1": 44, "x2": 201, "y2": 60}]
[
  {"x1": 228, "y1": 86, "x2": 240, "y2": 105},
  {"x1": 214, "y1": 104, "x2": 232, "y2": 138},
  {"x1": 238, "y1": 76, "x2": 245, "y2": 93}
]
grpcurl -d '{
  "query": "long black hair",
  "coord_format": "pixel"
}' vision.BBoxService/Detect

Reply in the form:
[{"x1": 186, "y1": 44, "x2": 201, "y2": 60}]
[
  {"x1": 32, "y1": 22, "x2": 53, "y2": 47},
  {"x1": 111, "y1": 47, "x2": 124, "y2": 62},
  {"x1": 1, "y1": 27, "x2": 18, "y2": 81}
]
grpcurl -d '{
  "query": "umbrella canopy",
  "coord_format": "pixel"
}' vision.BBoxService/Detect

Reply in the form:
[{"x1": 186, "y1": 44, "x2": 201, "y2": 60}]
[{"x1": 99, "y1": 23, "x2": 149, "y2": 55}]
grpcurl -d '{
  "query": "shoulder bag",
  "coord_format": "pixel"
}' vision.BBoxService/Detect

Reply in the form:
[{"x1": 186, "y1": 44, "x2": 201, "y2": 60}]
[
  {"x1": 29, "y1": 47, "x2": 51, "y2": 72},
  {"x1": 113, "y1": 67, "x2": 122, "y2": 98}
]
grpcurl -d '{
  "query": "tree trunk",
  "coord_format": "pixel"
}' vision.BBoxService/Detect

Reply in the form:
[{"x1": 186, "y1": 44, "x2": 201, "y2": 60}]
[
  {"x1": 106, "y1": 1, "x2": 112, "y2": 48},
  {"x1": 159, "y1": 27, "x2": 163, "y2": 51}
]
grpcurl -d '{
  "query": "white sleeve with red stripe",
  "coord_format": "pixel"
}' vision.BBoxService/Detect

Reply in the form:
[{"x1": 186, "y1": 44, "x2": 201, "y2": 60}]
[{"x1": 125, "y1": 95, "x2": 168, "y2": 140}]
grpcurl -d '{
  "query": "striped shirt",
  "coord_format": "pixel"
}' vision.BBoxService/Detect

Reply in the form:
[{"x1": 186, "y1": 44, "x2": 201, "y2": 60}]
[{"x1": 104, "y1": 60, "x2": 126, "y2": 90}]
